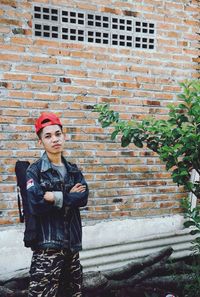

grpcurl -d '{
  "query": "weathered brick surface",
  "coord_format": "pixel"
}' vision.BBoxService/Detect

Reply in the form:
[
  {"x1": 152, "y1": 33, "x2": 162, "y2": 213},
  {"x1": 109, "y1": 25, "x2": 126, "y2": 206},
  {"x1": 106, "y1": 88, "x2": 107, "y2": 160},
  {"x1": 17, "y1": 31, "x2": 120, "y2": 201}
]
[{"x1": 0, "y1": 0, "x2": 199, "y2": 225}]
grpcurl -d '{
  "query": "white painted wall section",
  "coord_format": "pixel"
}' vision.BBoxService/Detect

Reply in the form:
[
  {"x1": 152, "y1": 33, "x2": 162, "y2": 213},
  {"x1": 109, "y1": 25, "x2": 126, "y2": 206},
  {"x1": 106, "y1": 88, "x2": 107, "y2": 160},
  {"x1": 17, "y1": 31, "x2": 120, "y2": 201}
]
[{"x1": 0, "y1": 214, "x2": 195, "y2": 280}]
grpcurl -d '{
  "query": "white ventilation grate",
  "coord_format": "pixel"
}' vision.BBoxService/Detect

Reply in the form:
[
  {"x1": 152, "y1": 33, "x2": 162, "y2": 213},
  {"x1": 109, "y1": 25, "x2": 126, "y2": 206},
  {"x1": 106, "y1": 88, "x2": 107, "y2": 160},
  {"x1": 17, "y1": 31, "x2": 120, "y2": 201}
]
[
  {"x1": 62, "y1": 10, "x2": 85, "y2": 25},
  {"x1": 33, "y1": 5, "x2": 156, "y2": 50},
  {"x1": 34, "y1": 6, "x2": 59, "y2": 22}
]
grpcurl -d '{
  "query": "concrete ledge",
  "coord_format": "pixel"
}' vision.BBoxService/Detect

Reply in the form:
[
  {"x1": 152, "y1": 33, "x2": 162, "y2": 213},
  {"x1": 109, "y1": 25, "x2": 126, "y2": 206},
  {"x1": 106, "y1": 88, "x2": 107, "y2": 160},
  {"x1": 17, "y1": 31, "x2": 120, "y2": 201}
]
[
  {"x1": 82, "y1": 214, "x2": 185, "y2": 249},
  {"x1": 0, "y1": 214, "x2": 192, "y2": 279}
]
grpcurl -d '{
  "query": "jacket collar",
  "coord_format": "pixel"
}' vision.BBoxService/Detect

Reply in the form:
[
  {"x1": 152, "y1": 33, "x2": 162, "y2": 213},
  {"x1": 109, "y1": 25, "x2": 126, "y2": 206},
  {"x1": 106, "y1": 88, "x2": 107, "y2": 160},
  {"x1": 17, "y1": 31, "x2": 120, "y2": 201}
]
[
  {"x1": 41, "y1": 152, "x2": 52, "y2": 172},
  {"x1": 40, "y1": 152, "x2": 77, "y2": 173}
]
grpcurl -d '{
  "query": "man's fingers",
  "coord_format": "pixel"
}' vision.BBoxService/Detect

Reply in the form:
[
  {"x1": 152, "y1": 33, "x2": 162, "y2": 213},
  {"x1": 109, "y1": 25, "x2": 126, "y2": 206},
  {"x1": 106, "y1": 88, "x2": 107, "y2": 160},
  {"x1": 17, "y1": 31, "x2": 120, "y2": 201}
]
[
  {"x1": 70, "y1": 184, "x2": 86, "y2": 193},
  {"x1": 77, "y1": 186, "x2": 86, "y2": 192},
  {"x1": 74, "y1": 186, "x2": 86, "y2": 192},
  {"x1": 75, "y1": 183, "x2": 83, "y2": 188}
]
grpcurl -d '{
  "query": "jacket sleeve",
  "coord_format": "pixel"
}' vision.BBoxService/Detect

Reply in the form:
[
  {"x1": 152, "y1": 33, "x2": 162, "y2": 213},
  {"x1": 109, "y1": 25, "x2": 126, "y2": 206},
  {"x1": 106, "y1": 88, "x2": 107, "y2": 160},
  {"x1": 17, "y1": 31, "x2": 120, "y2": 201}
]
[
  {"x1": 26, "y1": 166, "x2": 60, "y2": 216},
  {"x1": 63, "y1": 169, "x2": 89, "y2": 208}
]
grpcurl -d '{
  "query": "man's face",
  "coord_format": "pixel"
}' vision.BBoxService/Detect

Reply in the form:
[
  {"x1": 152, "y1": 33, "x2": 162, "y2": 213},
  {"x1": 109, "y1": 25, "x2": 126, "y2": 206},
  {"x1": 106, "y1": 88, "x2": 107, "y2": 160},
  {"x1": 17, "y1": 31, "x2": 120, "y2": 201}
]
[{"x1": 39, "y1": 125, "x2": 65, "y2": 155}]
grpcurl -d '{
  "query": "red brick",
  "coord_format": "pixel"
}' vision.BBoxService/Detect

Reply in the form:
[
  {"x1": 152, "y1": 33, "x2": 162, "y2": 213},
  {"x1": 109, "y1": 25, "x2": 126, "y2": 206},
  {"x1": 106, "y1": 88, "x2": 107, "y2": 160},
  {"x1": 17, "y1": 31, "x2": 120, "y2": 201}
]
[
  {"x1": 70, "y1": 51, "x2": 95, "y2": 59},
  {"x1": 111, "y1": 90, "x2": 132, "y2": 97},
  {"x1": 9, "y1": 91, "x2": 33, "y2": 99},
  {"x1": 40, "y1": 67, "x2": 65, "y2": 75},
  {"x1": 0, "y1": 44, "x2": 25, "y2": 52},
  {"x1": 34, "y1": 94, "x2": 59, "y2": 101},
  {"x1": 66, "y1": 70, "x2": 88, "y2": 77},
  {"x1": 184, "y1": 20, "x2": 199, "y2": 27},
  {"x1": 2, "y1": 109, "x2": 29, "y2": 116},
  {"x1": 15, "y1": 65, "x2": 39, "y2": 73},
  {"x1": 114, "y1": 74, "x2": 133, "y2": 81},
  {"x1": 107, "y1": 64, "x2": 127, "y2": 71},
  {"x1": 34, "y1": 39, "x2": 61, "y2": 48},
  {"x1": 88, "y1": 72, "x2": 110, "y2": 79},
  {"x1": 11, "y1": 36, "x2": 33, "y2": 45},
  {"x1": 61, "y1": 59, "x2": 82, "y2": 67},
  {"x1": 0, "y1": 27, "x2": 10, "y2": 34},
  {"x1": 23, "y1": 101, "x2": 49, "y2": 109},
  {"x1": 0, "y1": 100, "x2": 22, "y2": 107},
  {"x1": 100, "y1": 7, "x2": 121, "y2": 15},
  {"x1": 31, "y1": 56, "x2": 57, "y2": 64},
  {"x1": 0, "y1": 54, "x2": 21, "y2": 61},
  {"x1": 73, "y1": 79, "x2": 96, "y2": 87},
  {"x1": 4, "y1": 73, "x2": 29, "y2": 81},
  {"x1": 0, "y1": 18, "x2": 22, "y2": 26},
  {"x1": 31, "y1": 75, "x2": 56, "y2": 83},
  {"x1": 76, "y1": 3, "x2": 98, "y2": 11},
  {"x1": 1, "y1": 0, "x2": 17, "y2": 5},
  {"x1": 25, "y1": 83, "x2": 49, "y2": 91},
  {"x1": 88, "y1": 88, "x2": 110, "y2": 96}
]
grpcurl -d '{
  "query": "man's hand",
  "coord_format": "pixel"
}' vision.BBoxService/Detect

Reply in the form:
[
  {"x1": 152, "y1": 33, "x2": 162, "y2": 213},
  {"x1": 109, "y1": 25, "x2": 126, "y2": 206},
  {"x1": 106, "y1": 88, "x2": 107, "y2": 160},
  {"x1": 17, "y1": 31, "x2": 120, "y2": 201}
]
[
  {"x1": 70, "y1": 183, "x2": 86, "y2": 193},
  {"x1": 44, "y1": 191, "x2": 55, "y2": 203}
]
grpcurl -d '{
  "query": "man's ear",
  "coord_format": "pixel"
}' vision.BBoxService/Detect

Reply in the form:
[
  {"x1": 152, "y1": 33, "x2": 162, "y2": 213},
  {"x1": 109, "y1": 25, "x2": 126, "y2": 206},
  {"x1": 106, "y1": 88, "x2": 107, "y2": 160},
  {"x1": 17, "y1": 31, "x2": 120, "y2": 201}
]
[{"x1": 38, "y1": 139, "x2": 42, "y2": 146}]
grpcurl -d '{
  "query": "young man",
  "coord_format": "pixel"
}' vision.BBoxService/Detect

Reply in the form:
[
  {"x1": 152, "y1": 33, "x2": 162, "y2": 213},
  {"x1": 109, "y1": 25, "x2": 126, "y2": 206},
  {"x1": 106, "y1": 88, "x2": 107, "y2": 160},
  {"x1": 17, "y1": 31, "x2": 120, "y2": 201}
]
[{"x1": 26, "y1": 112, "x2": 89, "y2": 297}]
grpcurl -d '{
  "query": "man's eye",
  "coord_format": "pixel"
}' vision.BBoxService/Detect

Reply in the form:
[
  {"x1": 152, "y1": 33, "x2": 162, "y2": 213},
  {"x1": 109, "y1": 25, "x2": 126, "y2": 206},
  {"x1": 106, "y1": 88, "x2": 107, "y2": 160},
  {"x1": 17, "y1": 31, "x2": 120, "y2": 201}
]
[
  {"x1": 45, "y1": 135, "x2": 51, "y2": 139},
  {"x1": 56, "y1": 132, "x2": 62, "y2": 137}
]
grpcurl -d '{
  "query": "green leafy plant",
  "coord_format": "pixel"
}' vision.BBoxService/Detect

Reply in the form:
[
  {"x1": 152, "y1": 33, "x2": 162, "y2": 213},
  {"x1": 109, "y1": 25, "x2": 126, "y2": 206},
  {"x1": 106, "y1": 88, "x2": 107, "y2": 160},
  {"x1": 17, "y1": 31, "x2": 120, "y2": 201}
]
[
  {"x1": 179, "y1": 198, "x2": 200, "y2": 296},
  {"x1": 93, "y1": 80, "x2": 200, "y2": 295},
  {"x1": 93, "y1": 80, "x2": 200, "y2": 198},
  {"x1": 181, "y1": 198, "x2": 200, "y2": 254},
  {"x1": 183, "y1": 260, "x2": 200, "y2": 297}
]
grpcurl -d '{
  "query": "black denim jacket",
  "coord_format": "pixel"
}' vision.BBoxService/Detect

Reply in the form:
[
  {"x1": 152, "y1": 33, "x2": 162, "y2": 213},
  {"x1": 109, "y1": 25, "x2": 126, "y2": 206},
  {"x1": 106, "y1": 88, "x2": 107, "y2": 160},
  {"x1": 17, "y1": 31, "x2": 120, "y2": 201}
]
[{"x1": 25, "y1": 152, "x2": 88, "y2": 252}]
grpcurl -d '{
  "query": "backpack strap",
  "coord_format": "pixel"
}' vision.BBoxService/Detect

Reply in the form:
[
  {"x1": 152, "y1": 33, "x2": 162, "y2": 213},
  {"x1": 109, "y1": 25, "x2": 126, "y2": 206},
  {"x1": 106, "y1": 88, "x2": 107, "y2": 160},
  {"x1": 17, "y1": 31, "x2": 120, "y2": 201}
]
[{"x1": 17, "y1": 185, "x2": 24, "y2": 223}]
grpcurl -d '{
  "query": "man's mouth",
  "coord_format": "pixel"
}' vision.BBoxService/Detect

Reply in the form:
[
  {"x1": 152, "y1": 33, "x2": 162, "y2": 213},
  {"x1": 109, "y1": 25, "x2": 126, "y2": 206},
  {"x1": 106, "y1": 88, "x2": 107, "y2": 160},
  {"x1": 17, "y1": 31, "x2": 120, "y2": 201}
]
[{"x1": 52, "y1": 144, "x2": 61, "y2": 149}]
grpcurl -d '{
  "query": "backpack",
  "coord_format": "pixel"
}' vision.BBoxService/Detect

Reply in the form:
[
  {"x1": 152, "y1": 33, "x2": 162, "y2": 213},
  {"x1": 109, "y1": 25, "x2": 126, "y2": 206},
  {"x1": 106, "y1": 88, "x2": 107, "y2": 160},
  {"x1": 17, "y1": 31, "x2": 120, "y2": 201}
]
[
  {"x1": 15, "y1": 160, "x2": 37, "y2": 247},
  {"x1": 15, "y1": 160, "x2": 30, "y2": 223}
]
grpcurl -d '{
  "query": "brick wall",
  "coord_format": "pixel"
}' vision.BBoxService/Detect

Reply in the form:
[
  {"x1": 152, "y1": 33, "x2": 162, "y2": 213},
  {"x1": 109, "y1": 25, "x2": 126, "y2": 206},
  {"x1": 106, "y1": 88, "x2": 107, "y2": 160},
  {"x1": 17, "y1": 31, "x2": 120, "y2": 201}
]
[{"x1": 0, "y1": 0, "x2": 199, "y2": 225}]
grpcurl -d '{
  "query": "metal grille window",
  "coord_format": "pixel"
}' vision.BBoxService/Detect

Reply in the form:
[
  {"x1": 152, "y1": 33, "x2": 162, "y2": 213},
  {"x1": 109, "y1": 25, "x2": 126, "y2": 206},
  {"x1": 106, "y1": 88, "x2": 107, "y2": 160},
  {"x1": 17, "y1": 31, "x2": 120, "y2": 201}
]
[{"x1": 33, "y1": 5, "x2": 156, "y2": 50}]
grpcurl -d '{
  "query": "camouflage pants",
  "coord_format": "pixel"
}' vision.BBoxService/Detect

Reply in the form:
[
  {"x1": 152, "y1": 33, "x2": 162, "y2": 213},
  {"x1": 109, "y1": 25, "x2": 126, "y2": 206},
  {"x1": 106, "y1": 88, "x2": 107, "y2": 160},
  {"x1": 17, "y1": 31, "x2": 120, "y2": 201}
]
[{"x1": 28, "y1": 249, "x2": 82, "y2": 297}]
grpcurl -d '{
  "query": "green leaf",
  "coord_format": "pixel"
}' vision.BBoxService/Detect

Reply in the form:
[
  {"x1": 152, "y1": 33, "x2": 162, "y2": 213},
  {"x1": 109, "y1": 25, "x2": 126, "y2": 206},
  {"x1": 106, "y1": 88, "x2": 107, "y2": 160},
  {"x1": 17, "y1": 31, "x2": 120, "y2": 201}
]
[
  {"x1": 111, "y1": 129, "x2": 119, "y2": 140},
  {"x1": 102, "y1": 121, "x2": 112, "y2": 128},
  {"x1": 190, "y1": 230, "x2": 200, "y2": 235},
  {"x1": 133, "y1": 139, "x2": 143, "y2": 148},
  {"x1": 178, "y1": 103, "x2": 188, "y2": 109},
  {"x1": 184, "y1": 221, "x2": 196, "y2": 228},
  {"x1": 121, "y1": 136, "x2": 131, "y2": 147},
  {"x1": 166, "y1": 161, "x2": 175, "y2": 171}
]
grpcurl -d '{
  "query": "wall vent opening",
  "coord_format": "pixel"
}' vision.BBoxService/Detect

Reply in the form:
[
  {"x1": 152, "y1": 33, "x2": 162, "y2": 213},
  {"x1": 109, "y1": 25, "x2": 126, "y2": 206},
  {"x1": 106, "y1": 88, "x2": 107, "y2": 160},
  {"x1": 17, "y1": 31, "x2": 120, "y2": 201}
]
[{"x1": 33, "y1": 5, "x2": 156, "y2": 50}]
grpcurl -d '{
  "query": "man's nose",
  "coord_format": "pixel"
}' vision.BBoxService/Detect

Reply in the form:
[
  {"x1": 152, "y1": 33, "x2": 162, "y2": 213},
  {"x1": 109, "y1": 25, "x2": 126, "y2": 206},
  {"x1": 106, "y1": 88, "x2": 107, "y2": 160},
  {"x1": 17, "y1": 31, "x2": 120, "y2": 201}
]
[{"x1": 52, "y1": 135, "x2": 59, "y2": 142}]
